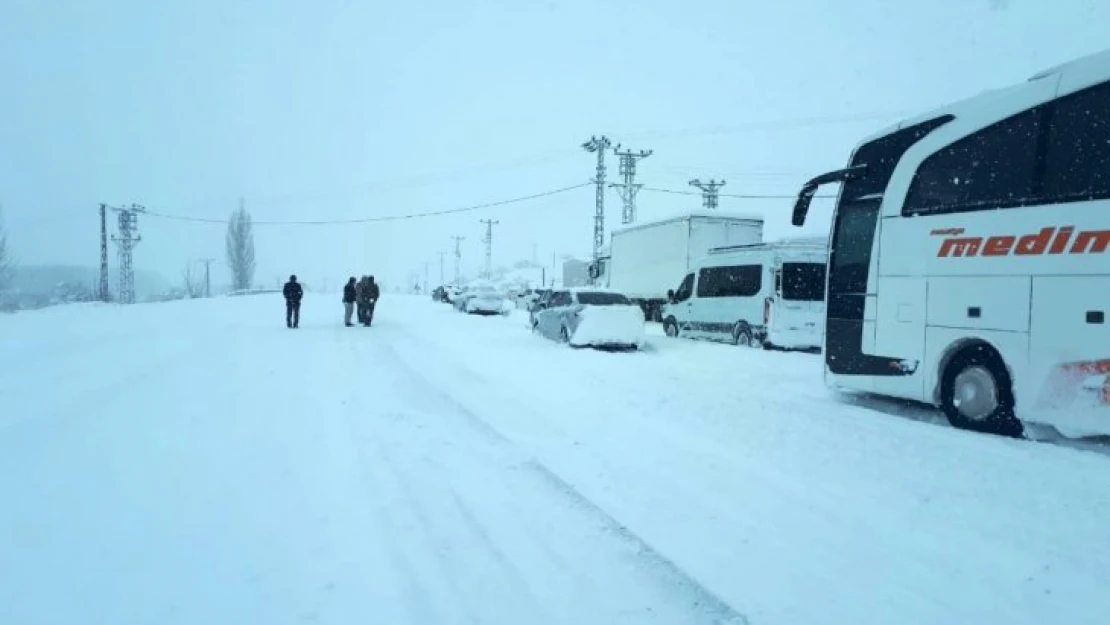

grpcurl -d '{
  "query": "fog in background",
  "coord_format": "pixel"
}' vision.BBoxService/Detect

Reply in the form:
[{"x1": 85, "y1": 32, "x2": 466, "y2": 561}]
[{"x1": 1, "y1": 0, "x2": 1106, "y2": 291}]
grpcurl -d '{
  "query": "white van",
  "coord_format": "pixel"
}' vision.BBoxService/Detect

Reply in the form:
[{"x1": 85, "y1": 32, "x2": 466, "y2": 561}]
[{"x1": 661, "y1": 238, "x2": 829, "y2": 350}]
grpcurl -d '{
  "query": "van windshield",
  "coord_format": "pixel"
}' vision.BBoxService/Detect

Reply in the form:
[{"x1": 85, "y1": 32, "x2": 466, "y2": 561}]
[{"x1": 781, "y1": 263, "x2": 826, "y2": 301}]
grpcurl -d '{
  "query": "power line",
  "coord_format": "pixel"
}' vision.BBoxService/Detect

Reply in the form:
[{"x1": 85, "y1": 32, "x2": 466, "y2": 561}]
[
  {"x1": 141, "y1": 182, "x2": 592, "y2": 226},
  {"x1": 480, "y1": 219, "x2": 499, "y2": 279},
  {"x1": 619, "y1": 110, "x2": 910, "y2": 141},
  {"x1": 611, "y1": 144, "x2": 652, "y2": 224},
  {"x1": 98, "y1": 204, "x2": 109, "y2": 302},
  {"x1": 108, "y1": 203, "x2": 145, "y2": 304},
  {"x1": 451, "y1": 235, "x2": 465, "y2": 283},
  {"x1": 582, "y1": 136, "x2": 612, "y2": 262},
  {"x1": 688, "y1": 179, "x2": 726, "y2": 210},
  {"x1": 641, "y1": 186, "x2": 838, "y2": 200}
]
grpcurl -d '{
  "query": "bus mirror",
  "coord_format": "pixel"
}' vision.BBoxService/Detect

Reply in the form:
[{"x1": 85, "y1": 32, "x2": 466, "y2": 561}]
[
  {"x1": 666, "y1": 289, "x2": 675, "y2": 303},
  {"x1": 792, "y1": 165, "x2": 865, "y2": 226}
]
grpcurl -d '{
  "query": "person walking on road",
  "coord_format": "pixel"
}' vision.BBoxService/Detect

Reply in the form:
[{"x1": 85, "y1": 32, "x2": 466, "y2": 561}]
[
  {"x1": 355, "y1": 276, "x2": 370, "y2": 325},
  {"x1": 364, "y1": 275, "x2": 381, "y2": 327},
  {"x1": 342, "y1": 277, "x2": 357, "y2": 327},
  {"x1": 283, "y1": 275, "x2": 304, "y2": 328}
]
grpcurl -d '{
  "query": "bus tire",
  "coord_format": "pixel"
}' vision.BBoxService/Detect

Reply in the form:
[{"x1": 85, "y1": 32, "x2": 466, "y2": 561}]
[
  {"x1": 663, "y1": 317, "x2": 680, "y2": 338},
  {"x1": 939, "y1": 345, "x2": 1024, "y2": 438}
]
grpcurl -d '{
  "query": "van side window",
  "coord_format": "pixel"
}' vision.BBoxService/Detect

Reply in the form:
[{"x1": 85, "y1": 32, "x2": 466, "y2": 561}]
[
  {"x1": 904, "y1": 107, "x2": 1042, "y2": 215},
  {"x1": 1043, "y1": 81, "x2": 1110, "y2": 203},
  {"x1": 696, "y1": 265, "x2": 761, "y2": 298},
  {"x1": 674, "y1": 274, "x2": 694, "y2": 302}
]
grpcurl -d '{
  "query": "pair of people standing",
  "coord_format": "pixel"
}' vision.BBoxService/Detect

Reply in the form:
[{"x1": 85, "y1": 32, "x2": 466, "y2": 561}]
[{"x1": 343, "y1": 275, "x2": 380, "y2": 327}]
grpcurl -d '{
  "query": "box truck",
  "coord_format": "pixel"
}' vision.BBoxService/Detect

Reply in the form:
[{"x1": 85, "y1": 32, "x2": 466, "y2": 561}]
[{"x1": 590, "y1": 211, "x2": 764, "y2": 321}]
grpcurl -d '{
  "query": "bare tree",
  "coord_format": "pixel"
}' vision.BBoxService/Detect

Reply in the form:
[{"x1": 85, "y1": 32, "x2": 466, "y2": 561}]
[
  {"x1": 0, "y1": 204, "x2": 13, "y2": 293},
  {"x1": 182, "y1": 263, "x2": 205, "y2": 298},
  {"x1": 225, "y1": 200, "x2": 256, "y2": 291}
]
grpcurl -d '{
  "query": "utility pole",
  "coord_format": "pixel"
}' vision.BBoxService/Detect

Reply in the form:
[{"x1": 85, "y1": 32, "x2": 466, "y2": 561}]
[
  {"x1": 438, "y1": 250, "x2": 446, "y2": 284},
  {"x1": 611, "y1": 144, "x2": 652, "y2": 224},
  {"x1": 199, "y1": 258, "x2": 215, "y2": 298},
  {"x1": 689, "y1": 179, "x2": 727, "y2": 210},
  {"x1": 581, "y1": 135, "x2": 612, "y2": 261},
  {"x1": 423, "y1": 262, "x2": 429, "y2": 293},
  {"x1": 109, "y1": 203, "x2": 145, "y2": 304},
  {"x1": 98, "y1": 204, "x2": 109, "y2": 302},
  {"x1": 480, "y1": 219, "x2": 499, "y2": 279},
  {"x1": 451, "y1": 235, "x2": 465, "y2": 283}
]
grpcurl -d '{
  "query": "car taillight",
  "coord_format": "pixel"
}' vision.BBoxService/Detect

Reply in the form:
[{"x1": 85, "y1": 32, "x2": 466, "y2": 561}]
[{"x1": 763, "y1": 298, "x2": 772, "y2": 325}]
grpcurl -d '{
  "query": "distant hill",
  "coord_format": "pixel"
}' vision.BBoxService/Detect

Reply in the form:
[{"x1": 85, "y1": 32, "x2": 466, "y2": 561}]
[{"x1": 3, "y1": 265, "x2": 170, "y2": 308}]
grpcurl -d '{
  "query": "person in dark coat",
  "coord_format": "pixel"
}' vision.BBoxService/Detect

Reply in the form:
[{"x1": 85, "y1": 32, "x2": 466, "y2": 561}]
[
  {"x1": 355, "y1": 276, "x2": 370, "y2": 325},
  {"x1": 283, "y1": 274, "x2": 303, "y2": 328},
  {"x1": 364, "y1": 275, "x2": 381, "y2": 326},
  {"x1": 342, "y1": 277, "x2": 357, "y2": 327}
]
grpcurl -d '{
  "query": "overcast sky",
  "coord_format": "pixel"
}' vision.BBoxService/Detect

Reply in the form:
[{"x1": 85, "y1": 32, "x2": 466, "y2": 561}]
[{"x1": 1, "y1": 0, "x2": 1106, "y2": 289}]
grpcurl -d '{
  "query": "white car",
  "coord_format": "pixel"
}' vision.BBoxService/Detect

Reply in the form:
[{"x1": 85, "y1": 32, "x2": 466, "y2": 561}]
[
  {"x1": 532, "y1": 289, "x2": 645, "y2": 350},
  {"x1": 463, "y1": 285, "x2": 507, "y2": 315}
]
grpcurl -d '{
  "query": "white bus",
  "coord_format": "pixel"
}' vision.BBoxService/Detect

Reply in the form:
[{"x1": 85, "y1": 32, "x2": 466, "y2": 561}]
[
  {"x1": 791, "y1": 49, "x2": 1110, "y2": 438},
  {"x1": 662, "y1": 237, "x2": 828, "y2": 350}
]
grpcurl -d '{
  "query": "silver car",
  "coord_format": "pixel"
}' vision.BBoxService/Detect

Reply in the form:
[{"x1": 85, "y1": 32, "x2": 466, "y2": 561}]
[{"x1": 531, "y1": 289, "x2": 646, "y2": 350}]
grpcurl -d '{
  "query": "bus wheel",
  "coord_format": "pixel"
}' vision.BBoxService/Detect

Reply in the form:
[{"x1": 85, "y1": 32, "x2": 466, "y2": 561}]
[
  {"x1": 939, "y1": 346, "x2": 1024, "y2": 438},
  {"x1": 732, "y1": 322, "x2": 757, "y2": 348},
  {"x1": 663, "y1": 317, "x2": 680, "y2": 338}
]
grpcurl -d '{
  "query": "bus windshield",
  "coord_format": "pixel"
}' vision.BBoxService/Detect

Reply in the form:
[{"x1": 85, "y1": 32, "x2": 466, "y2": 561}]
[{"x1": 781, "y1": 263, "x2": 826, "y2": 301}]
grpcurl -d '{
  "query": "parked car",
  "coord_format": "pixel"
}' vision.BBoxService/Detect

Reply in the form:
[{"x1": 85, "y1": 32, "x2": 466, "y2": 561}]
[
  {"x1": 464, "y1": 284, "x2": 507, "y2": 315},
  {"x1": 452, "y1": 285, "x2": 472, "y2": 311},
  {"x1": 532, "y1": 288, "x2": 645, "y2": 350},
  {"x1": 453, "y1": 281, "x2": 497, "y2": 312},
  {"x1": 432, "y1": 285, "x2": 447, "y2": 302},
  {"x1": 516, "y1": 288, "x2": 544, "y2": 310},
  {"x1": 443, "y1": 285, "x2": 462, "y2": 303},
  {"x1": 528, "y1": 289, "x2": 554, "y2": 326}
]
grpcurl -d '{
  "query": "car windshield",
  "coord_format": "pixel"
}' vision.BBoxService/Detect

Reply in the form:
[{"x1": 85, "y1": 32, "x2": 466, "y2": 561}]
[{"x1": 576, "y1": 291, "x2": 631, "y2": 306}]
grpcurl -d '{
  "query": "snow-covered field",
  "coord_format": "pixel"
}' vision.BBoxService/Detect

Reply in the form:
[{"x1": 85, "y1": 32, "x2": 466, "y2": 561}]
[{"x1": 2, "y1": 294, "x2": 1109, "y2": 625}]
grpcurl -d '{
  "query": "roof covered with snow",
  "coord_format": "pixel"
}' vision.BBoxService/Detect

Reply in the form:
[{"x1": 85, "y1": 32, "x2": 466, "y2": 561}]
[{"x1": 612, "y1": 210, "x2": 764, "y2": 234}]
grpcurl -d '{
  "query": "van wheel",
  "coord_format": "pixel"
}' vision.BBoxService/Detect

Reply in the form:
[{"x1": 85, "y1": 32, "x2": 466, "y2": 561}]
[
  {"x1": 939, "y1": 345, "x2": 1024, "y2": 438},
  {"x1": 663, "y1": 317, "x2": 679, "y2": 338},
  {"x1": 732, "y1": 322, "x2": 757, "y2": 348}
]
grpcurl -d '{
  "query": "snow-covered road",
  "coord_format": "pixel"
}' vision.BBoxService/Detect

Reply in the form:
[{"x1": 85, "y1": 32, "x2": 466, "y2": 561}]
[{"x1": 2, "y1": 294, "x2": 1108, "y2": 625}]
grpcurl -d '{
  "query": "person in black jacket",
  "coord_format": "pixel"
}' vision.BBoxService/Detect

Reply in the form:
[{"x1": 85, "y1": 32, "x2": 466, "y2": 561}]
[
  {"x1": 342, "y1": 277, "x2": 357, "y2": 327},
  {"x1": 355, "y1": 276, "x2": 370, "y2": 325},
  {"x1": 364, "y1": 275, "x2": 381, "y2": 326},
  {"x1": 283, "y1": 275, "x2": 304, "y2": 328}
]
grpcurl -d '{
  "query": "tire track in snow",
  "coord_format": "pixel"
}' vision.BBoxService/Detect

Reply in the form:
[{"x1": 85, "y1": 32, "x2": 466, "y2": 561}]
[
  {"x1": 333, "y1": 334, "x2": 464, "y2": 625},
  {"x1": 370, "y1": 329, "x2": 751, "y2": 625}
]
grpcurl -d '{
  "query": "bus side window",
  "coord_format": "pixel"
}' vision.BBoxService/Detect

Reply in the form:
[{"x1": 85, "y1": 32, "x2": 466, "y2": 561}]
[
  {"x1": 904, "y1": 107, "x2": 1042, "y2": 215},
  {"x1": 1043, "y1": 80, "x2": 1110, "y2": 203}
]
